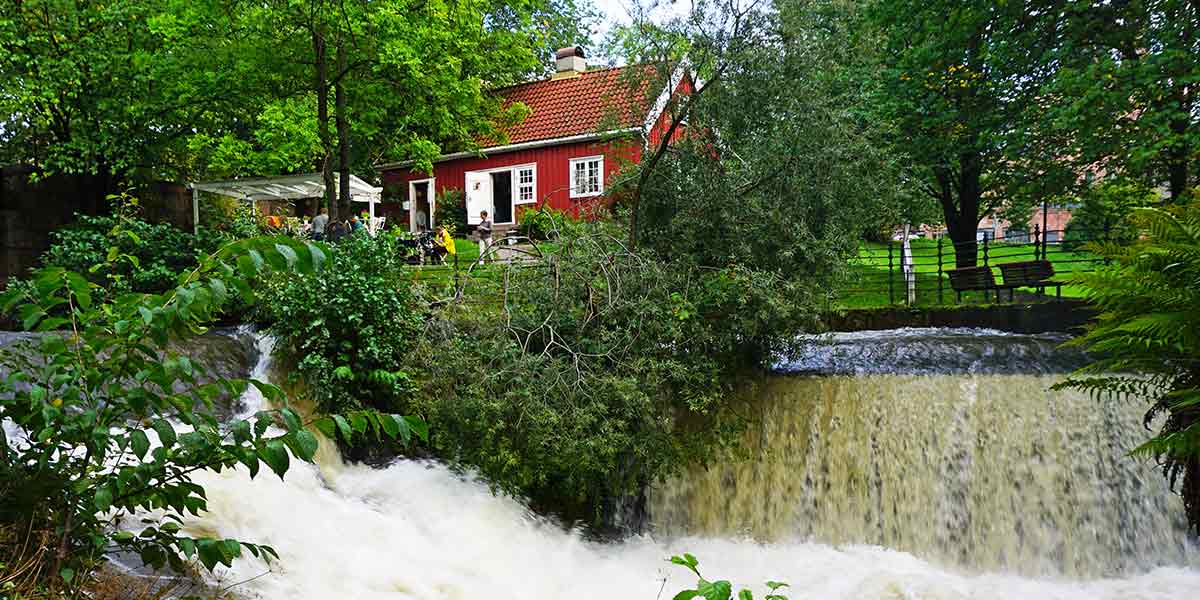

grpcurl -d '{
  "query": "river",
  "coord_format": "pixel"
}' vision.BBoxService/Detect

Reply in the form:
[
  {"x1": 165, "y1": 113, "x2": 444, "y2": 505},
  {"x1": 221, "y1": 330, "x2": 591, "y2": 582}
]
[{"x1": 151, "y1": 329, "x2": 1200, "y2": 597}]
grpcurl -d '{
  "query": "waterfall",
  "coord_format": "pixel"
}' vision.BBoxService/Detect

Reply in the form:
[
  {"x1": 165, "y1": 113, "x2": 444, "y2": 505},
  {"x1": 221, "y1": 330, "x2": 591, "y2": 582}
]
[
  {"x1": 163, "y1": 329, "x2": 1200, "y2": 598},
  {"x1": 647, "y1": 374, "x2": 1198, "y2": 577}
]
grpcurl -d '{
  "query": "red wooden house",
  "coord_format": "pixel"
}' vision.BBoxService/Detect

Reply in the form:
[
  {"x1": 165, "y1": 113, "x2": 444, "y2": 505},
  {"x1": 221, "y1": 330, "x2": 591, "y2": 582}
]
[{"x1": 377, "y1": 47, "x2": 690, "y2": 232}]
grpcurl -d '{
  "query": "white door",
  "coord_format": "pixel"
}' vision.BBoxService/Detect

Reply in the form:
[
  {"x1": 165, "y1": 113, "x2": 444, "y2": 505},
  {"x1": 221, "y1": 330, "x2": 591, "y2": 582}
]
[{"x1": 465, "y1": 171, "x2": 492, "y2": 225}]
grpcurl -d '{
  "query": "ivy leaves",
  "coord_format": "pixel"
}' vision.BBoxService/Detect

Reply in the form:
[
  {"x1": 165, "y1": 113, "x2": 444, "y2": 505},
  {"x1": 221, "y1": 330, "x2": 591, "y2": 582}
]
[
  {"x1": 312, "y1": 411, "x2": 429, "y2": 447},
  {"x1": 668, "y1": 554, "x2": 789, "y2": 600}
]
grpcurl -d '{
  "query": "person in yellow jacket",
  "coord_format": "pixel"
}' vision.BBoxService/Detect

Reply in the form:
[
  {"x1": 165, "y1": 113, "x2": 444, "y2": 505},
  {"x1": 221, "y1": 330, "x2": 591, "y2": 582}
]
[{"x1": 435, "y1": 225, "x2": 456, "y2": 265}]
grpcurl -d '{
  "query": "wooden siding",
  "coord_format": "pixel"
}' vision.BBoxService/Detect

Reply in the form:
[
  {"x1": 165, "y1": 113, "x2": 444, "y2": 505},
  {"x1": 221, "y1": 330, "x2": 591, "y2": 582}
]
[
  {"x1": 379, "y1": 73, "x2": 692, "y2": 230},
  {"x1": 381, "y1": 138, "x2": 642, "y2": 227}
]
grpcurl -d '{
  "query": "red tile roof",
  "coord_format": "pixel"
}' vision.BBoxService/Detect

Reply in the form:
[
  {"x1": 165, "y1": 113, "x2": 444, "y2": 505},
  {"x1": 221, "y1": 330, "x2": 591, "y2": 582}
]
[{"x1": 487, "y1": 65, "x2": 657, "y2": 147}]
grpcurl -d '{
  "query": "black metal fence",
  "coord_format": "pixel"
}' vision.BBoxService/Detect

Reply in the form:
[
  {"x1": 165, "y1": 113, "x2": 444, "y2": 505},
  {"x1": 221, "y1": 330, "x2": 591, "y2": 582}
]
[{"x1": 843, "y1": 227, "x2": 1112, "y2": 306}]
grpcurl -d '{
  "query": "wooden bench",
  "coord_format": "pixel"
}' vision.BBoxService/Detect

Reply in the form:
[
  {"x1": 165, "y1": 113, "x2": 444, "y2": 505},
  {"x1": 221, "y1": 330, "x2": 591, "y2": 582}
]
[
  {"x1": 997, "y1": 260, "x2": 1064, "y2": 298},
  {"x1": 946, "y1": 266, "x2": 1001, "y2": 302}
]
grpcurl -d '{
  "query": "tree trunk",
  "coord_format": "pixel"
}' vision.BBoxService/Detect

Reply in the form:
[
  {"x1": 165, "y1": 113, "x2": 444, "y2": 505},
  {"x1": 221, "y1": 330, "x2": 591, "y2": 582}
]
[
  {"x1": 1167, "y1": 115, "x2": 1191, "y2": 202},
  {"x1": 933, "y1": 156, "x2": 983, "y2": 269},
  {"x1": 948, "y1": 221, "x2": 978, "y2": 269},
  {"x1": 953, "y1": 150, "x2": 983, "y2": 268},
  {"x1": 336, "y1": 37, "x2": 351, "y2": 220},
  {"x1": 314, "y1": 26, "x2": 336, "y2": 219}
]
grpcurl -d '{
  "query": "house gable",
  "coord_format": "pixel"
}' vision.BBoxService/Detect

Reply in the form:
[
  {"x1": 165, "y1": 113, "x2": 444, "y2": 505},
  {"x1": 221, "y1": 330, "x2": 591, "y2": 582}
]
[{"x1": 378, "y1": 53, "x2": 691, "y2": 230}]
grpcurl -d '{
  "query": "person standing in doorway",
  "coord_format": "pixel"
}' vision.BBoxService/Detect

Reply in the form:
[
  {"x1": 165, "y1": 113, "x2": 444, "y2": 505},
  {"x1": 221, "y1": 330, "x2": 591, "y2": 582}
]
[
  {"x1": 476, "y1": 210, "x2": 493, "y2": 261},
  {"x1": 311, "y1": 207, "x2": 329, "y2": 241}
]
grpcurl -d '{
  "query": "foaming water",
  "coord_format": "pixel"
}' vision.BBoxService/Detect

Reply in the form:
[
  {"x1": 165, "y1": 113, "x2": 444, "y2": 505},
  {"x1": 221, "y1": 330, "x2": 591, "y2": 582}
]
[
  {"x1": 158, "y1": 329, "x2": 1200, "y2": 598},
  {"x1": 777, "y1": 328, "x2": 1090, "y2": 375},
  {"x1": 184, "y1": 456, "x2": 1200, "y2": 600}
]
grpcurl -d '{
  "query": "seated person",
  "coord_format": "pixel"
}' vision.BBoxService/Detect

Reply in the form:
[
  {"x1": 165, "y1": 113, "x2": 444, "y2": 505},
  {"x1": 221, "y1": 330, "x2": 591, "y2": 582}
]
[{"x1": 432, "y1": 225, "x2": 455, "y2": 264}]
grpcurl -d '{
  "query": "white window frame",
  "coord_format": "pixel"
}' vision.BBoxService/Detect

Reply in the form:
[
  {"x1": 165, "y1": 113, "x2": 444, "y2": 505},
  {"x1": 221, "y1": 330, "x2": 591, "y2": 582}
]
[
  {"x1": 569, "y1": 155, "x2": 604, "y2": 199},
  {"x1": 465, "y1": 162, "x2": 536, "y2": 225},
  {"x1": 515, "y1": 165, "x2": 538, "y2": 205}
]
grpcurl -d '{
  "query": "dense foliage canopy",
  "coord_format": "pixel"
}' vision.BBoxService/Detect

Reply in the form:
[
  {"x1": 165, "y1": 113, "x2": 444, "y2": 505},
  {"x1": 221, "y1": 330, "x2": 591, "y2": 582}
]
[
  {"x1": 865, "y1": 0, "x2": 1198, "y2": 265},
  {"x1": 1061, "y1": 178, "x2": 1160, "y2": 250},
  {"x1": 0, "y1": 0, "x2": 593, "y2": 202}
]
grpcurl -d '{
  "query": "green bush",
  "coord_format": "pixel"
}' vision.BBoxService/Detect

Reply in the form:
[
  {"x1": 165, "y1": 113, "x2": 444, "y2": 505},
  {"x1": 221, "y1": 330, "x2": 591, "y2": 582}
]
[
  {"x1": 1062, "y1": 178, "x2": 1159, "y2": 250},
  {"x1": 39, "y1": 203, "x2": 227, "y2": 295},
  {"x1": 433, "y1": 188, "x2": 467, "y2": 235},
  {"x1": 198, "y1": 195, "x2": 262, "y2": 240},
  {"x1": 516, "y1": 204, "x2": 566, "y2": 241},
  {"x1": 411, "y1": 221, "x2": 815, "y2": 523},
  {"x1": 258, "y1": 233, "x2": 425, "y2": 415}
]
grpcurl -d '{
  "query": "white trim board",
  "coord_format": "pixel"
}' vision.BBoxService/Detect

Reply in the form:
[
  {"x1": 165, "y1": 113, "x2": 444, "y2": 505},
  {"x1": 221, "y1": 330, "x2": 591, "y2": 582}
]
[
  {"x1": 642, "y1": 59, "x2": 691, "y2": 138},
  {"x1": 569, "y1": 155, "x2": 605, "y2": 199},
  {"x1": 465, "y1": 163, "x2": 537, "y2": 225},
  {"x1": 407, "y1": 178, "x2": 435, "y2": 232},
  {"x1": 376, "y1": 129, "x2": 640, "y2": 170}
]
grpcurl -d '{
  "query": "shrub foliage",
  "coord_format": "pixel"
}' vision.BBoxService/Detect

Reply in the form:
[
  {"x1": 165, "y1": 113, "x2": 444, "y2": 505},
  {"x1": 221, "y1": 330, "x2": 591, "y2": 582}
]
[
  {"x1": 40, "y1": 204, "x2": 226, "y2": 295},
  {"x1": 258, "y1": 233, "x2": 425, "y2": 416}
]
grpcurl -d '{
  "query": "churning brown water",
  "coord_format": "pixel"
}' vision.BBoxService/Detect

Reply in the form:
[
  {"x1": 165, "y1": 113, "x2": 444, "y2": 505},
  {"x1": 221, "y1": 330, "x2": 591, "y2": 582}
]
[{"x1": 650, "y1": 331, "x2": 1198, "y2": 578}]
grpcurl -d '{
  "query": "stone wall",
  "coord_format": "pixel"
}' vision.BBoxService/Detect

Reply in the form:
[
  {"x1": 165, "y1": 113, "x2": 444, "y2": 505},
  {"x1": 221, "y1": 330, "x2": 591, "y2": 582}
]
[
  {"x1": 0, "y1": 166, "x2": 192, "y2": 287},
  {"x1": 823, "y1": 300, "x2": 1097, "y2": 335}
]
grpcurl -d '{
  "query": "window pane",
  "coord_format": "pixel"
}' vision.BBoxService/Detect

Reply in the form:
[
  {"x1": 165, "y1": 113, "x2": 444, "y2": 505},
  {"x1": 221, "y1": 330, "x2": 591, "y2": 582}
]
[{"x1": 574, "y1": 162, "x2": 586, "y2": 194}]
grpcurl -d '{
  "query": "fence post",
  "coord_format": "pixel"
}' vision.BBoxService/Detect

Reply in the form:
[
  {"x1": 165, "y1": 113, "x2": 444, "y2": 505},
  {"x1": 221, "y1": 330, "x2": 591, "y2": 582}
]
[
  {"x1": 937, "y1": 237, "x2": 944, "y2": 305},
  {"x1": 1033, "y1": 225, "x2": 1041, "y2": 261},
  {"x1": 982, "y1": 232, "x2": 989, "y2": 268},
  {"x1": 888, "y1": 241, "x2": 895, "y2": 305}
]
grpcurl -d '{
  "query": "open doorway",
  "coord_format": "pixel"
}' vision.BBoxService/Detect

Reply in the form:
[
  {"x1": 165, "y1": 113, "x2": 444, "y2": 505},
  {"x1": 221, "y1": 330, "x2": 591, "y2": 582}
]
[
  {"x1": 408, "y1": 179, "x2": 435, "y2": 232},
  {"x1": 491, "y1": 171, "x2": 513, "y2": 224},
  {"x1": 466, "y1": 164, "x2": 535, "y2": 226}
]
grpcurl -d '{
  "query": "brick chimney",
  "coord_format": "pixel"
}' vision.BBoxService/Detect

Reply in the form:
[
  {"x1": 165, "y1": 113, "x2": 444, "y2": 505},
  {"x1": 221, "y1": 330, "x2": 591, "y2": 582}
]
[{"x1": 552, "y1": 46, "x2": 587, "y2": 80}]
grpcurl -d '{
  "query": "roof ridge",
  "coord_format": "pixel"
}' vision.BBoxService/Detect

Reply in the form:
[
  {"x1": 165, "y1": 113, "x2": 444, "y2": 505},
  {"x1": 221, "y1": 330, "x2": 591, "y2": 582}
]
[{"x1": 489, "y1": 64, "x2": 631, "y2": 94}]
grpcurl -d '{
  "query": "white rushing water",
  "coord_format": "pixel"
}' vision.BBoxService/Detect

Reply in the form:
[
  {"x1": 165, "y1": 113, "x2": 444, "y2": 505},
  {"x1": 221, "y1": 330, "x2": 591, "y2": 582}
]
[{"x1": 172, "y1": 331, "x2": 1200, "y2": 599}]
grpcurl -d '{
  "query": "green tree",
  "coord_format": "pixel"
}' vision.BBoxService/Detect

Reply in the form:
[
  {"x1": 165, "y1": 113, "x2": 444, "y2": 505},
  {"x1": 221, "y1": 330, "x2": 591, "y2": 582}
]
[
  {"x1": 0, "y1": 0, "x2": 595, "y2": 203},
  {"x1": 1061, "y1": 177, "x2": 1160, "y2": 250},
  {"x1": 612, "y1": 0, "x2": 900, "y2": 278},
  {"x1": 414, "y1": 220, "x2": 780, "y2": 523},
  {"x1": 0, "y1": 0, "x2": 289, "y2": 183},
  {"x1": 1059, "y1": 203, "x2": 1200, "y2": 534},
  {"x1": 219, "y1": 0, "x2": 596, "y2": 218},
  {"x1": 1046, "y1": 0, "x2": 1199, "y2": 203},
  {"x1": 865, "y1": 0, "x2": 1064, "y2": 267}
]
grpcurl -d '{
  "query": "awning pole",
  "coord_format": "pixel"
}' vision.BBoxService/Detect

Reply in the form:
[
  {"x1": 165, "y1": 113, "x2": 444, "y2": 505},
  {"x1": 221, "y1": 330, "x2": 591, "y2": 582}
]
[{"x1": 192, "y1": 187, "x2": 200, "y2": 236}]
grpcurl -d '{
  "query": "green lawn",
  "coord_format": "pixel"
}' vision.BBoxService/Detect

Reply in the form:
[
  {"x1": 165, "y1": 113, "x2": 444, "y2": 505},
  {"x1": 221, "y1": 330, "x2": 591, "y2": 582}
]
[
  {"x1": 836, "y1": 239, "x2": 1103, "y2": 309},
  {"x1": 398, "y1": 237, "x2": 557, "y2": 291}
]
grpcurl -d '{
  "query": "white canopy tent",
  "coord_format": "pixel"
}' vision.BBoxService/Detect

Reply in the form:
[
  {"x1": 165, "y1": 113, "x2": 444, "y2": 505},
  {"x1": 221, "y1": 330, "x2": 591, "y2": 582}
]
[{"x1": 188, "y1": 173, "x2": 383, "y2": 235}]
